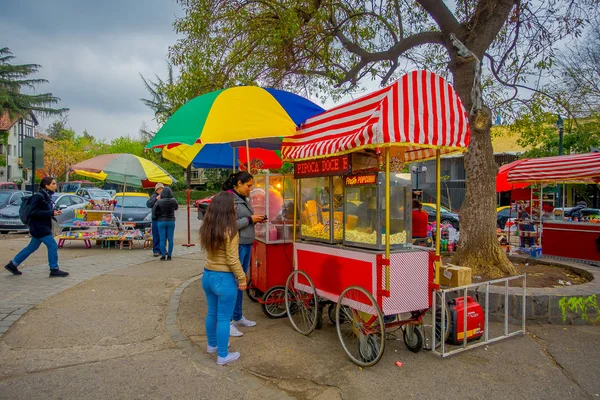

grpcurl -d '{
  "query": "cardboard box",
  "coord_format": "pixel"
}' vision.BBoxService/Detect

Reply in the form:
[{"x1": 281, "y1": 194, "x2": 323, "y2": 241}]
[{"x1": 440, "y1": 265, "x2": 472, "y2": 287}]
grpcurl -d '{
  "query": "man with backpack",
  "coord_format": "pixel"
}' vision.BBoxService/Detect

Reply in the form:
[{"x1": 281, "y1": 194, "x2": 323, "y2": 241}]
[{"x1": 4, "y1": 176, "x2": 69, "y2": 277}]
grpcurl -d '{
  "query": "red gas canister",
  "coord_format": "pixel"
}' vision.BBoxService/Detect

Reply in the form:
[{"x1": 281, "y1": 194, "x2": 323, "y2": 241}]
[{"x1": 447, "y1": 296, "x2": 484, "y2": 345}]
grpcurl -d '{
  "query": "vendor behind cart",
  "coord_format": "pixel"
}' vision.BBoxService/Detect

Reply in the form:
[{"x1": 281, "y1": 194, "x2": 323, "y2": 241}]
[{"x1": 412, "y1": 199, "x2": 428, "y2": 238}]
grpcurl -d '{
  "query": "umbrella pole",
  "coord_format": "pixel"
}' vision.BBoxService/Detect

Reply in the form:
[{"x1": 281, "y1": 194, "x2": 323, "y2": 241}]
[
  {"x1": 246, "y1": 140, "x2": 251, "y2": 172},
  {"x1": 233, "y1": 147, "x2": 236, "y2": 173},
  {"x1": 120, "y1": 175, "x2": 126, "y2": 224},
  {"x1": 182, "y1": 186, "x2": 195, "y2": 247}
]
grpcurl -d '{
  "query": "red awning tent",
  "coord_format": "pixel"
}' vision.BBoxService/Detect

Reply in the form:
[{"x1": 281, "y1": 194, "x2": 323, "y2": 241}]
[
  {"x1": 281, "y1": 70, "x2": 470, "y2": 163},
  {"x1": 496, "y1": 159, "x2": 530, "y2": 192},
  {"x1": 507, "y1": 153, "x2": 600, "y2": 184}
]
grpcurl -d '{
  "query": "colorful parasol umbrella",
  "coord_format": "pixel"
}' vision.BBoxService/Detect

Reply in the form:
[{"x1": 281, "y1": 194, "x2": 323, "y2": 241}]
[
  {"x1": 190, "y1": 144, "x2": 282, "y2": 172},
  {"x1": 161, "y1": 142, "x2": 283, "y2": 171},
  {"x1": 71, "y1": 153, "x2": 176, "y2": 189},
  {"x1": 146, "y1": 87, "x2": 324, "y2": 151},
  {"x1": 496, "y1": 159, "x2": 530, "y2": 192}
]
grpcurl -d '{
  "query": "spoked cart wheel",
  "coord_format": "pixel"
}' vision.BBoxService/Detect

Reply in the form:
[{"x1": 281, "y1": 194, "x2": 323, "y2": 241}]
[
  {"x1": 246, "y1": 278, "x2": 263, "y2": 303},
  {"x1": 421, "y1": 291, "x2": 451, "y2": 350},
  {"x1": 284, "y1": 270, "x2": 319, "y2": 335},
  {"x1": 261, "y1": 286, "x2": 287, "y2": 319},
  {"x1": 335, "y1": 286, "x2": 385, "y2": 367},
  {"x1": 403, "y1": 324, "x2": 424, "y2": 353}
]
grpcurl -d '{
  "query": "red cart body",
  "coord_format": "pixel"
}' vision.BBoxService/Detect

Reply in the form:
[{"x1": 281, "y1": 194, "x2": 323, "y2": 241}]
[
  {"x1": 250, "y1": 241, "x2": 293, "y2": 293},
  {"x1": 293, "y1": 242, "x2": 433, "y2": 315}
]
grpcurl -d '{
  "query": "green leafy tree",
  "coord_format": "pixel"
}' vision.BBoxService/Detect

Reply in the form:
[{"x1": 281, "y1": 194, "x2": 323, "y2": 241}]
[
  {"x1": 0, "y1": 47, "x2": 68, "y2": 118},
  {"x1": 169, "y1": 0, "x2": 597, "y2": 276},
  {"x1": 139, "y1": 62, "x2": 175, "y2": 128}
]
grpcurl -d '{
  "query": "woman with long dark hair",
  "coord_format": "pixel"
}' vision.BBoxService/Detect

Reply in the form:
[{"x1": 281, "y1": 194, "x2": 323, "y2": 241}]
[
  {"x1": 4, "y1": 176, "x2": 69, "y2": 277},
  {"x1": 221, "y1": 171, "x2": 266, "y2": 336},
  {"x1": 200, "y1": 192, "x2": 247, "y2": 365}
]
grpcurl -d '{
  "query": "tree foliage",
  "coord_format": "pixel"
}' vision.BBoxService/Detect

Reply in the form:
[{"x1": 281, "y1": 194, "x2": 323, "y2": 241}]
[
  {"x1": 169, "y1": 0, "x2": 597, "y2": 276},
  {"x1": 0, "y1": 47, "x2": 68, "y2": 119},
  {"x1": 511, "y1": 21, "x2": 600, "y2": 158}
]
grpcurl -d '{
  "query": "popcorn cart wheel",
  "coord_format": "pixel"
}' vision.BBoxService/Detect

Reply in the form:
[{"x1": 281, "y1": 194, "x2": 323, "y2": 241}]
[
  {"x1": 284, "y1": 262, "x2": 451, "y2": 367},
  {"x1": 284, "y1": 270, "x2": 320, "y2": 335},
  {"x1": 260, "y1": 286, "x2": 287, "y2": 319},
  {"x1": 246, "y1": 278, "x2": 263, "y2": 303}
]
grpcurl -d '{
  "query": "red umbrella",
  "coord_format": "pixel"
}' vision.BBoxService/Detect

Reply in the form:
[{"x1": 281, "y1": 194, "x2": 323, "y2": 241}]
[{"x1": 496, "y1": 159, "x2": 530, "y2": 192}]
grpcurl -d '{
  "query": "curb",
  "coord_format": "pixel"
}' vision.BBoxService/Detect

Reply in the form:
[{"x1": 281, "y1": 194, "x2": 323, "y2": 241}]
[
  {"x1": 165, "y1": 274, "x2": 293, "y2": 400},
  {"x1": 476, "y1": 256, "x2": 600, "y2": 325}
]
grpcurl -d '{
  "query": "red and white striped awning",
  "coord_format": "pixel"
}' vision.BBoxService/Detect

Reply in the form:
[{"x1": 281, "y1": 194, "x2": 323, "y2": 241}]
[
  {"x1": 281, "y1": 70, "x2": 470, "y2": 162},
  {"x1": 507, "y1": 153, "x2": 600, "y2": 183}
]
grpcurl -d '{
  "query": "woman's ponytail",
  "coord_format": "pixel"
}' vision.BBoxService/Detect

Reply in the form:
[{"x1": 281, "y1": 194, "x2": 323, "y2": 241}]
[{"x1": 222, "y1": 173, "x2": 237, "y2": 191}]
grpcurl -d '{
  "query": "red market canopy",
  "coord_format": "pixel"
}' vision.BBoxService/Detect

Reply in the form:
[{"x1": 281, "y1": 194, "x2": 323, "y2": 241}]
[
  {"x1": 281, "y1": 70, "x2": 470, "y2": 162},
  {"x1": 507, "y1": 153, "x2": 600, "y2": 184},
  {"x1": 496, "y1": 159, "x2": 530, "y2": 192}
]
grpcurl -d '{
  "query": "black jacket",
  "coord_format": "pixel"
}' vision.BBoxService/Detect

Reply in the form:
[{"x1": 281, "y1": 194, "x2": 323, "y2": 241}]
[
  {"x1": 153, "y1": 198, "x2": 179, "y2": 222},
  {"x1": 146, "y1": 192, "x2": 160, "y2": 221},
  {"x1": 29, "y1": 189, "x2": 55, "y2": 238}
]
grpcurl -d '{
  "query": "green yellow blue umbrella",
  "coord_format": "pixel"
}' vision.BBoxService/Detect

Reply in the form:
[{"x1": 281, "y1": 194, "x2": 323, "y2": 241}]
[{"x1": 146, "y1": 86, "x2": 324, "y2": 152}]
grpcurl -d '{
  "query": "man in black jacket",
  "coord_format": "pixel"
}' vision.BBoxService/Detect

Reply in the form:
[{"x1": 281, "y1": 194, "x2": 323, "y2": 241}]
[
  {"x1": 146, "y1": 183, "x2": 164, "y2": 257},
  {"x1": 4, "y1": 177, "x2": 69, "y2": 277}
]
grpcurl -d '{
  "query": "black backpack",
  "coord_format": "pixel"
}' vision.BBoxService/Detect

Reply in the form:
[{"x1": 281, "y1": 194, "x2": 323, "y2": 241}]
[{"x1": 19, "y1": 195, "x2": 35, "y2": 225}]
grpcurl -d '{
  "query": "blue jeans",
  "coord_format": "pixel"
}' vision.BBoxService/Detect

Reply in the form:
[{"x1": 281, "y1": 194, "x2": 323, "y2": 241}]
[
  {"x1": 13, "y1": 234, "x2": 59, "y2": 270},
  {"x1": 202, "y1": 269, "x2": 238, "y2": 358},
  {"x1": 233, "y1": 243, "x2": 252, "y2": 321},
  {"x1": 151, "y1": 220, "x2": 160, "y2": 253},
  {"x1": 157, "y1": 221, "x2": 175, "y2": 257}
]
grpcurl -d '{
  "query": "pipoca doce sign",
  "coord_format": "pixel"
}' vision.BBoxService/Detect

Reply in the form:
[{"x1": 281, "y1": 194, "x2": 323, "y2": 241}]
[{"x1": 294, "y1": 155, "x2": 351, "y2": 178}]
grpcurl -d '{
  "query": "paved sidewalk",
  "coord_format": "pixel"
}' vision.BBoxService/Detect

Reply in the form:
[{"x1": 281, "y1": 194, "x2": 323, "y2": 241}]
[{"x1": 0, "y1": 244, "x2": 200, "y2": 336}]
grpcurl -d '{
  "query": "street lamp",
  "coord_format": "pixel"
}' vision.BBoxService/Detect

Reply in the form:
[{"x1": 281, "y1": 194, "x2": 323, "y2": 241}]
[
  {"x1": 556, "y1": 114, "x2": 564, "y2": 156},
  {"x1": 411, "y1": 164, "x2": 428, "y2": 190}
]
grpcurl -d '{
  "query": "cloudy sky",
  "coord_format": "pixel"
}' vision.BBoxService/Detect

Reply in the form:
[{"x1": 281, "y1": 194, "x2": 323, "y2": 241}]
[{"x1": 1, "y1": 0, "x2": 182, "y2": 141}]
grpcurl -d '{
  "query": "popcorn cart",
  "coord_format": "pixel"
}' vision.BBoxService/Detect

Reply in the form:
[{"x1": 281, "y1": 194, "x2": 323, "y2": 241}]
[
  {"x1": 247, "y1": 172, "x2": 296, "y2": 318},
  {"x1": 280, "y1": 70, "x2": 471, "y2": 367}
]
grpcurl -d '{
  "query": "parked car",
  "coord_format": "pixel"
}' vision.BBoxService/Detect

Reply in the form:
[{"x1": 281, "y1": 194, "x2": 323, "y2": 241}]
[
  {"x1": 496, "y1": 206, "x2": 516, "y2": 229},
  {"x1": 194, "y1": 195, "x2": 213, "y2": 220},
  {"x1": 421, "y1": 203, "x2": 460, "y2": 230},
  {"x1": 0, "y1": 190, "x2": 30, "y2": 209},
  {"x1": 75, "y1": 188, "x2": 113, "y2": 202},
  {"x1": 112, "y1": 192, "x2": 152, "y2": 230},
  {"x1": 0, "y1": 182, "x2": 19, "y2": 190},
  {"x1": 0, "y1": 193, "x2": 87, "y2": 234}
]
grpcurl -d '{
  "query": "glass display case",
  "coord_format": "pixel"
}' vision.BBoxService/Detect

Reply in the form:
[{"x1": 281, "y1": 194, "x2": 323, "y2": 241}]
[
  {"x1": 249, "y1": 172, "x2": 295, "y2": 243},
  {"x1": 343, "y1": 172, "x2": 412, "y2": 250},
  {"x1": 298, "y1": 176, "x2": 344, "y2": 243}
]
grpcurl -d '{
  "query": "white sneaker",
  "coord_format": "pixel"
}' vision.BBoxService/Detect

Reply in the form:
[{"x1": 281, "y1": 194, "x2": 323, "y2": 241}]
[
  {"x1": 217, "y1": 352, "x2": 240, "y2": 366},
  {"x1": 233, "y1": 316, "x2": 257, "y2": 327},
  {"x1": 229, "y1": 323, "x2": 243, "y2": 337},
  {"x1": 207, "y1": 343, "x2": 230, "y2": 354}
]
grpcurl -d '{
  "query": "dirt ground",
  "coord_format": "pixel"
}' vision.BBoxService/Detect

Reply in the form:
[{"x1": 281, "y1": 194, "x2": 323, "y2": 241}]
[{"x1": 442, "y1": 256, "x2": 590, "y2": 288}]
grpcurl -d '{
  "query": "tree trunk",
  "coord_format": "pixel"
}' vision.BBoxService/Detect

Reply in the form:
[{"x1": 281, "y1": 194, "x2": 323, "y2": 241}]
[{"x1": 450, "y1": 58, "x2": 518, "y2": 277}]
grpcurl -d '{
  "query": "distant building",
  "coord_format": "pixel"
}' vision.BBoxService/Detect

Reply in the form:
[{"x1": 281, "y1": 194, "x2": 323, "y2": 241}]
[
  {"x1": 411, "y1": 127, "x2": 530, "y2": 210},
  {"x1": 0, "y1": 111, "x2": 38, "y2": 187},
  {"x1": 186, "y1": 167, "x2": 207, "y2": 189}
]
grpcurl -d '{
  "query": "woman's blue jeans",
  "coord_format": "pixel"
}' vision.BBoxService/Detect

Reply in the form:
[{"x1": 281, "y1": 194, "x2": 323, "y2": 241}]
[
  {"x1": 157, "y1": 221, "x2": 175, "y2": 257},
  {"x1": 232, "y1": 244, "x2": 252, "y2": 321},
  {"x1": 13, "y1": 234, "x2": 59, "y2": 270},
  {"x1": 202, "y1": 269, "x2": 238, "y2": 358}
]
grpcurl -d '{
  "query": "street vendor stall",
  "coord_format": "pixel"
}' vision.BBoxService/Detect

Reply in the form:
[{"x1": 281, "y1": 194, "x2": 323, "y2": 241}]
[
  {"x1": 245, "y1": 172, "x2": 295, "y2": 318},
  {"x1": 280, "y1": 70, "x2": 470, "y2": 366},
  {"x1": 508, "y1": 152, "x2": 600, "y2": 262}
]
